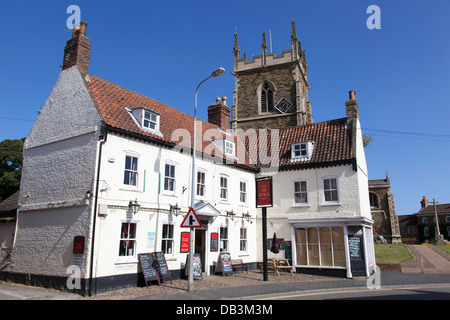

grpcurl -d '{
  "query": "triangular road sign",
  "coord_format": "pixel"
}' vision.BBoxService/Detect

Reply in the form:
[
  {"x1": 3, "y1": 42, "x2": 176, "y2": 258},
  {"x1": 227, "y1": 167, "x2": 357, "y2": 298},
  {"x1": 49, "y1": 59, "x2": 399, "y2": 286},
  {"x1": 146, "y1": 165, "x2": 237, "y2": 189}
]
[{"x1": 180, "y1": 208, "x2": 202, "y2": 228}]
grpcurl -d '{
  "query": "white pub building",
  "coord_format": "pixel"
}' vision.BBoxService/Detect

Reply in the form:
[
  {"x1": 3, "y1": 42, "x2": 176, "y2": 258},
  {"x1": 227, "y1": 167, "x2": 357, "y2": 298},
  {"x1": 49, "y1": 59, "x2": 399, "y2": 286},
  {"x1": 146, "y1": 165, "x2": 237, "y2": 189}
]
[{"x1": 1, "y1": 21, "x2": 375, "y2": 295}]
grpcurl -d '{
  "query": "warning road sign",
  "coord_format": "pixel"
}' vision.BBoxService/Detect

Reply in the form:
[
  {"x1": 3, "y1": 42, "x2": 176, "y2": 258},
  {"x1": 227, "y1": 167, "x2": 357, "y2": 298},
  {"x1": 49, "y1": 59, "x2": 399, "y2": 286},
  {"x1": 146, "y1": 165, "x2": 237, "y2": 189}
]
[{"x1": 180, "y1": 208, "x2": 202, "y2": 228}]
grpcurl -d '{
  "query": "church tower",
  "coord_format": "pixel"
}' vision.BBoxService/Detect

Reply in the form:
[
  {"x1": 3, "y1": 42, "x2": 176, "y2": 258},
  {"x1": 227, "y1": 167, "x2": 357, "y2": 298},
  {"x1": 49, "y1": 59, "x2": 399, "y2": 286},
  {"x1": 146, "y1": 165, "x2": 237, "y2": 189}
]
[{"x1": 231, "y1": 21, "x2": 312, "y2": 131}]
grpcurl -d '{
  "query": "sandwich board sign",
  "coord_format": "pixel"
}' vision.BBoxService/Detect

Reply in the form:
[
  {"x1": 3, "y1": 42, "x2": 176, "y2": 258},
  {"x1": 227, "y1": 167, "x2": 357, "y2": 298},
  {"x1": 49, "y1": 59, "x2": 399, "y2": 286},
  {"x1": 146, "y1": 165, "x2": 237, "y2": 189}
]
[{"x1": 180, "y1": 208, "x2": 202, "y2": 228}]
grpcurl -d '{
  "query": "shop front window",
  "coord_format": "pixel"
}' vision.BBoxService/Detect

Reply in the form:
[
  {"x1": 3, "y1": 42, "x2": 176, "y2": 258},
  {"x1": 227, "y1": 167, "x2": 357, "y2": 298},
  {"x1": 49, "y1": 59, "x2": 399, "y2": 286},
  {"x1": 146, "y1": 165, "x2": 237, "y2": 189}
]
[{"x1": 295, "y1": 227, "x2": 346, "y2": 267}]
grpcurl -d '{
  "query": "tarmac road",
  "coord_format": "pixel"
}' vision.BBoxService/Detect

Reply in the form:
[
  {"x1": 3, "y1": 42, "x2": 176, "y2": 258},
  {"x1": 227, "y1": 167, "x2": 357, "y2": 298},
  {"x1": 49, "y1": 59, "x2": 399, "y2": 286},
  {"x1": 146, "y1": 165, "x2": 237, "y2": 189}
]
[{"x1": 240, "y1": 283, "x2": 450, "y2": 300}]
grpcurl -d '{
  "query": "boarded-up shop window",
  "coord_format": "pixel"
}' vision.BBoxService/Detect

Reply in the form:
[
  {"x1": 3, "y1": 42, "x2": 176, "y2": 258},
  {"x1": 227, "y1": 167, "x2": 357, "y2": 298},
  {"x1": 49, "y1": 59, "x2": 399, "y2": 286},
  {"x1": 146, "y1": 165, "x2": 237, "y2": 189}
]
[
  {"x1": 295, "y1": 227, "x2": 346, "y2": 268},
  {"x1": 332, "y1": 227, "x2": 346, "y2": 267}
]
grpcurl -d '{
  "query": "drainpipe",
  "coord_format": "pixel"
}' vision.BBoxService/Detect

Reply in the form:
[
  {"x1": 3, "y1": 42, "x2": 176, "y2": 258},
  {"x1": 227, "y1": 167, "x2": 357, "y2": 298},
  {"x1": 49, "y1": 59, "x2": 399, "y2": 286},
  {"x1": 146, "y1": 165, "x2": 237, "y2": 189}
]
[{"x1": 88, "y1": 123, "x2": 107, "y2": 296}]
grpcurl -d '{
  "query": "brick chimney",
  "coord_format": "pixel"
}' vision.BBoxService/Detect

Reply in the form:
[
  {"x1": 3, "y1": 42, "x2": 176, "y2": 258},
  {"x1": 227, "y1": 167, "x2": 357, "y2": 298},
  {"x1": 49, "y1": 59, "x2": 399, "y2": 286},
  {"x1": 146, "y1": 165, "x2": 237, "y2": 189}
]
[
  {"x1": 62, "y1": 21, "x2": 91, "y2": 75},
  {"x1": 345, "y1": 90, "x2": 359, "y2": 120},
  {"x1": 420, "y1": 196, "x2": 429, "y2": 209},
  {"x1": 208, "y1": 96, "x2": 231, "y2": 130}
]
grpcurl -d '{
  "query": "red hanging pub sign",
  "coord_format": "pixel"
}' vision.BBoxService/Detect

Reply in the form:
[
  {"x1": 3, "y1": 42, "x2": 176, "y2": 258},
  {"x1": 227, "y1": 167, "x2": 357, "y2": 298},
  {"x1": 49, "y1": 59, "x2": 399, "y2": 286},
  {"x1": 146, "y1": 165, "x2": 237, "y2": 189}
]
[{"x1": 256, "y1": 177, "x2": 273, "y2": 208}]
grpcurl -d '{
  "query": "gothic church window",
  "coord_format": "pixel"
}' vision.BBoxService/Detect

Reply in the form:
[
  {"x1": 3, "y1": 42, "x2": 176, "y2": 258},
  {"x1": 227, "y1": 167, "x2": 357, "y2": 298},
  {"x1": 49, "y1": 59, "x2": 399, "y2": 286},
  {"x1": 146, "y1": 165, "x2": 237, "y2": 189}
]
[{"x1": 261, "y1": 81, "x2": 274, "y2": 113}]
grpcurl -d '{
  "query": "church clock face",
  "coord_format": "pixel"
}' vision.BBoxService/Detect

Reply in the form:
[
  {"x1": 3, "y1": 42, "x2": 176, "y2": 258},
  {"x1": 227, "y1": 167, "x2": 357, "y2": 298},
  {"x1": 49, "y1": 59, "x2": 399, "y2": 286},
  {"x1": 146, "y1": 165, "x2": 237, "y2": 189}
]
[{"x1": 274, "y1": 98, "x2": 293, "y2": 114}]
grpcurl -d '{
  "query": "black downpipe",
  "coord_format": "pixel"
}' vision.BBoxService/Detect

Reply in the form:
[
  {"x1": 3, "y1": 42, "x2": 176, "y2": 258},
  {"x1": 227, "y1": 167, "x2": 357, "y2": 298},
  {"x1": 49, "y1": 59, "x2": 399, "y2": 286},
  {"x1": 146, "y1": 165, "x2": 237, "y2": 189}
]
[{"x1": 88, "y1": 124, "x2": 107, "y2": 296}]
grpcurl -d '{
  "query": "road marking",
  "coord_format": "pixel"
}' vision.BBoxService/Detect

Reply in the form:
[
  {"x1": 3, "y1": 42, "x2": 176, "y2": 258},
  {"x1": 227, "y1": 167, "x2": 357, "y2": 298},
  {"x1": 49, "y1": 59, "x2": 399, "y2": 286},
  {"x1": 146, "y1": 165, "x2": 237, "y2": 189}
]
[{"x1": 249, "y1": 284, "x2": 450, "y2": 300}]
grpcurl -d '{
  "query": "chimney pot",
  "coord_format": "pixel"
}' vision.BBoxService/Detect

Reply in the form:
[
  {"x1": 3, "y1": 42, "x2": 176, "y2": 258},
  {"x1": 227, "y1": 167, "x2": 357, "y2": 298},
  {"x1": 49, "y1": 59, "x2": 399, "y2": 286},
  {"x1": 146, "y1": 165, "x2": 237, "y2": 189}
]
[
  {"x1": 349, "y1": 90, "x2": 356, "y2": 100},
  {"x1": 72, "y1": 25, "x2": 80, "y2": 38},
  {"x1": 216, "y1": 97, "x2": 221, "y2": 104},
  {"x1": 222, "y1": 96, "x2": 227, "y2": 106},
  {"x1": 80, "y1": 21, "x2": 87, "y2": 36}
]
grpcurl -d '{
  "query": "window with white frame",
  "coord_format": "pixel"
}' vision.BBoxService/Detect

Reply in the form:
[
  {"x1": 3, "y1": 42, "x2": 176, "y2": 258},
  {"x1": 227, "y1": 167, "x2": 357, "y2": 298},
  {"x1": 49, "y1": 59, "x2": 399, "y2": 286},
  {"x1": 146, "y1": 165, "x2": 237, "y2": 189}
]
[
  {"x1": 291, "y1": 142, "x2": 314, "y2": 161},
  {"x1": 224, "y1": 140, "x2": 235, "y2": 157},
  {"x1": 293, "y1": 180, "x2": 308, "y2": 204},
  {"x1": 422, "y1": 217, "x2": 428, "y2": 223},
  {"x1": 118, "y1": 222, "x2": 137, "y2": 258},
  {"x1": 123, "y1": 155, "x2": 139, "y2": 187},
  {"x1": 240, "y1": 227, "x2": 248, "y2": 252},
  {"x1": 161, "y1": 223, "x2": 174, "y2": 255},
  {"x1": 295, "y1": 227, "x2": 346, "y2": 267},
  {"x1": 446, "y1": 216, "x2": 450, "y2": 223},
  {"x1": 220, "y1": 175, "x2": 228, "y2": 201},
  {"x1": 220, "y1": 226, "x2": 229, "y2": 252},
  {"x1": 196, "y1": 170, "x2": 206, "y2": 198},
  {"x1": 164, "y1": 163, "x2": 176, "y2": 193},
  {"x1": 240, "y1": 181, "x2": 247, "y2": 204},
  {"x1": 143, "y1": 110, "x2": 159, "y2": 131},
  {"x1": 323, "y1": 177, "x2": 339, "y2": 203}
]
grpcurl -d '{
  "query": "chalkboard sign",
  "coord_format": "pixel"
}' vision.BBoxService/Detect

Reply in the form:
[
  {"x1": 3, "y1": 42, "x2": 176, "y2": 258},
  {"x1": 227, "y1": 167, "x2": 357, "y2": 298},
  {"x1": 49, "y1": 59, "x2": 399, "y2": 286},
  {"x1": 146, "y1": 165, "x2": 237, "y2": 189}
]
[
  {"x1": 138, "y1": 253, "x2": 160, "y2": 286},
  {"x1": 216, "y1": 252, "x2": 233, "y2": 276},
  {"x1": 152, "y1": 252, "x2": 172, "y2": 283},
  {"x1": 185, "y1": 253, "x2": 203, "y2": 280},
  {"x1": 349, "y1": 236, "x2": 361, "y2": 259}
]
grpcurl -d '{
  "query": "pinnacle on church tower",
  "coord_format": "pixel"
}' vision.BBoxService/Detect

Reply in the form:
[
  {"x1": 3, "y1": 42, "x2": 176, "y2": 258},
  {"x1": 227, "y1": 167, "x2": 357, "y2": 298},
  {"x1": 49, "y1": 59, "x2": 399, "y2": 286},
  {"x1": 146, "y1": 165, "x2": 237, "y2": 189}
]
[
  {"x1": 233, "y1": 32, "x2": 240, "y2": 54},
  {"x1": 262, "y1": 32, "x2": 268, "y2": 50}
]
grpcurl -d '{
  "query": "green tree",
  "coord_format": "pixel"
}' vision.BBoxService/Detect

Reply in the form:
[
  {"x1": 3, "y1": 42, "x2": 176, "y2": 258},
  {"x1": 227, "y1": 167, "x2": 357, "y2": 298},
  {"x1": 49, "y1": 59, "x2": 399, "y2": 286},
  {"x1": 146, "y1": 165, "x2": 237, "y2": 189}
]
[
  {"x1": 0, "y1": 138, "x2": 25, "y2": 201},
  {"x1": 363, "y1": 134, "x2": 375, "y2": 148}
]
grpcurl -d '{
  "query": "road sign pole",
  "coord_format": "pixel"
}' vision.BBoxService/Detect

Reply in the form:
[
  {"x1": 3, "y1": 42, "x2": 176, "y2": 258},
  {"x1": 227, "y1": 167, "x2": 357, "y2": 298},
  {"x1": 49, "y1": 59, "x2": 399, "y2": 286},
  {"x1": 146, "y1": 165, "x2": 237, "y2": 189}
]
[{"x1": 188, "y1": 227, "x2": 195, "y2": 292}]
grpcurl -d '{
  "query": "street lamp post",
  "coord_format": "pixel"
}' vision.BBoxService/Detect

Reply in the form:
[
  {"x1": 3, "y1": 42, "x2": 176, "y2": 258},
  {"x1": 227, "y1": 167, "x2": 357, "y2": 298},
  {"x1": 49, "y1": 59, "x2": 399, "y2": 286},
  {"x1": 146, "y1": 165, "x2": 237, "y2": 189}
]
[{"x1": 188, "y1": 67, "x2": 225, "y2": 292}]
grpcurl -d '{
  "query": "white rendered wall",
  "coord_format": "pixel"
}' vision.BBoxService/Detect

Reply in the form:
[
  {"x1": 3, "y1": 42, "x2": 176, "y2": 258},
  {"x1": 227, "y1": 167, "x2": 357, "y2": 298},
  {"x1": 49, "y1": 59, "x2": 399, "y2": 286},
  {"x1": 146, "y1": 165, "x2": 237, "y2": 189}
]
[{"x1": 92, "y1": 132, "x2": 257, "y2": 278}]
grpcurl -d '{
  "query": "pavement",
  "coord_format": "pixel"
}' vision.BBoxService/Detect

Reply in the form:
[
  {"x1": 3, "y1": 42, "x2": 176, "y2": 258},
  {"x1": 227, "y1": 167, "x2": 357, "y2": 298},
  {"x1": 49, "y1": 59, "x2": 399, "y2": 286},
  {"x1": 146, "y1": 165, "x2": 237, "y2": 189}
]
[{"x1": 1, "y1": 244, "x2": 449, "y2": 300}]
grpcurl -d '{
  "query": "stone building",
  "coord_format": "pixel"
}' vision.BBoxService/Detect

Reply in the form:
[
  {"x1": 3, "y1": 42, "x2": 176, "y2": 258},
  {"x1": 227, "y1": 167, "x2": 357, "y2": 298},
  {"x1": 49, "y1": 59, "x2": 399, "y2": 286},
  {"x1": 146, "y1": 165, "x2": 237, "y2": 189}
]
[
  {"x1": 368, "y1": 173, "x2": 402, "y2": 243},
  {"x1": 231, "y1": 21, "x2": 312, "y2": 132}
]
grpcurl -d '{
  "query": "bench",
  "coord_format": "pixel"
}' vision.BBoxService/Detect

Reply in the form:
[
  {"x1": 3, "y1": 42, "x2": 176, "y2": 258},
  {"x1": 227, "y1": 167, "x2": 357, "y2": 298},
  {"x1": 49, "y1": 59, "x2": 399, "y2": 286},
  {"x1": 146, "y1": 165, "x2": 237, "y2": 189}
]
[
  {"x1": 231, "y1": 259, "x2": 248, "y2": 273},
  {"x1": 259, "y1": 258, "x2": 294, "y2": 277}
]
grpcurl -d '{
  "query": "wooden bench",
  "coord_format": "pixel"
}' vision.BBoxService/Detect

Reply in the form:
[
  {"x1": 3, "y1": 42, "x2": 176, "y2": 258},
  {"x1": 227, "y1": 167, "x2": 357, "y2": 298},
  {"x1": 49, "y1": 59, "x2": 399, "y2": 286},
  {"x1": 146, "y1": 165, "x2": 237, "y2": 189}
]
[{"x1": 231, "y1": 259, "x2": 248, "y2": 273}]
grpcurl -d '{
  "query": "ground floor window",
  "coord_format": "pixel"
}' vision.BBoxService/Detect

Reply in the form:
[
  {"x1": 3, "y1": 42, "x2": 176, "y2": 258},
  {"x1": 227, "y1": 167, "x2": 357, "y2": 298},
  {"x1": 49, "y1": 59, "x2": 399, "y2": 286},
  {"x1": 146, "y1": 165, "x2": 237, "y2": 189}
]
[
  {"x1": 240, "y1": 227, "x2": 248, "y2": 252},
  {"x1": 220, "y1": 226, "x2": 229, "y2": 252},
  {"x1": 119, "y1": 222, "x2": 137, "y2": 257},
  {"x1": 162, "y1": 223, "x2": 174, "y2": 255},
  {"x1": 295, "y1": 227, "x2": 346, "y2": 267}
]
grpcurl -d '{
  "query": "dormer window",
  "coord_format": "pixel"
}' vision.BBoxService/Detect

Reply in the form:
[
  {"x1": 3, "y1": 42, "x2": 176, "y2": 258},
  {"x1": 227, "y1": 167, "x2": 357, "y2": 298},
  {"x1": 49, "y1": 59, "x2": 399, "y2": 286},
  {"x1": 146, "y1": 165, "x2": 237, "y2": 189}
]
[
  {"x1": 143, "y1": 110, "x2": 159, "y2": 131},
  {"x1": 291, "y1": 141, "x2": 314, "y2": 161},
  {"x1": 127, "y1": 107, "x2": 162, "y2": 136},
  {"x1": 224, "y1": 140, "x2": 235, "y2": 157},
  {"x1": 212, "y1": 138, "x2": 236, "y2": 157}
]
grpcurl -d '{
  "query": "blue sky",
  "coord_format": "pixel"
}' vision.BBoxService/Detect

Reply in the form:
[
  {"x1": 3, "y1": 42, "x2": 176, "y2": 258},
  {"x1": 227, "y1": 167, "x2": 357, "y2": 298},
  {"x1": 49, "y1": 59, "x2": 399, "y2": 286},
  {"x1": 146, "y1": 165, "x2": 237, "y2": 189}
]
[{"x1": 0, "y1": 1, "x2": 449, "y2": 215}]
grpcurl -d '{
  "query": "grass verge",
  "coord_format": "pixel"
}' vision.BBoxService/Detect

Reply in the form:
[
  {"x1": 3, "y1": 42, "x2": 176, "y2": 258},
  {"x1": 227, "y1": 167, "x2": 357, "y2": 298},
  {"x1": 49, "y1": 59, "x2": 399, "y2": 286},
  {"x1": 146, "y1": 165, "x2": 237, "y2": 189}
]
[{"x1": 374, "y1": 244, "x2": 414, "y2": 264}]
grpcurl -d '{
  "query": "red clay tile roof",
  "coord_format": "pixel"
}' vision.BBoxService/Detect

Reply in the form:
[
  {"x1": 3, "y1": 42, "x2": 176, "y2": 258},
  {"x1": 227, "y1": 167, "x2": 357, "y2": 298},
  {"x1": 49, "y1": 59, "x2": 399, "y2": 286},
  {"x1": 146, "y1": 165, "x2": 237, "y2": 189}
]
[
  {"x1": 246, "y1": 118, "x2": 353, "y2": 170},
  {"x1": 85, "y1": 73, "x2": 354, "y2": 172},
  {"x1": 86, "y1": 74, "x2": 254, "y2": 168}
]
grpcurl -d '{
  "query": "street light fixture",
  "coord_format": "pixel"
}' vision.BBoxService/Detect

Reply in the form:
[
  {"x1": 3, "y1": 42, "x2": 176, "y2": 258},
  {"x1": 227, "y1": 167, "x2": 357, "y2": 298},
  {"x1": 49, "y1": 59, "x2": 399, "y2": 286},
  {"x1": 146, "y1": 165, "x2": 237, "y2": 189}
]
[
  {"x1": 189, "y1": 67, "x2": 225, "y2": 292},
  {"x1": 170, "y1": 203, "x2": 181, "y2": 217},
  {"x1": 128, "y1": 199, "x2": 141, "y2": 214}
]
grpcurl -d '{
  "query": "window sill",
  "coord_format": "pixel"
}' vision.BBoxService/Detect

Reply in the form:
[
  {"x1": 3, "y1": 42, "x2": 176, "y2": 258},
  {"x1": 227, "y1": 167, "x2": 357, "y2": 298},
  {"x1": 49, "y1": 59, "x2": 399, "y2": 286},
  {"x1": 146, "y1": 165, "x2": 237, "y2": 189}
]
[
  {"x1": 115, "y1": 258, "x2": 138, "y2": 265},
  {"x1": 292, "y1": 203, "x2": 311, "y2": 208},
  {"x1": 120, "y1": 187, "x2": 142, "y2": 193},
  {"x1": 320, "y1": 202, "x2": 341, "y2": 207}
]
